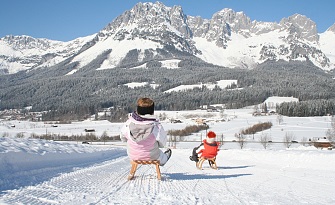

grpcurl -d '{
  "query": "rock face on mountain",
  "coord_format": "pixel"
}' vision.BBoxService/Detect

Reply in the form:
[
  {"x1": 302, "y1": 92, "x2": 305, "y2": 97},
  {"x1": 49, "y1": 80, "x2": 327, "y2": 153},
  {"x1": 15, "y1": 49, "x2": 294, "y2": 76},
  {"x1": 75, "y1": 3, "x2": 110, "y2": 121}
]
[
  {"x1": 0, "y1": 2, "x2": 334, "y2": 75},
  {"x1": 327, "y1": 23, "x2": 335, "y2": 32},
  {"x1": 279, "y1": 14, "x2": 319, "y2": 42}
]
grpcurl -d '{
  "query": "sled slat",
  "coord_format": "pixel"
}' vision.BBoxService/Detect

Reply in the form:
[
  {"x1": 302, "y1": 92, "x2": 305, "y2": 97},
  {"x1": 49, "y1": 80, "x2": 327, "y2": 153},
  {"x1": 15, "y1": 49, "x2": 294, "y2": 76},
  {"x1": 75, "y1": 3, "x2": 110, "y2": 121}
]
[
  {"x1": 128, "y1": 160, "x2": 161, "y2": 180},
  {"x1": 196, "y1": 157, "x2": 218, "y2": 170}
]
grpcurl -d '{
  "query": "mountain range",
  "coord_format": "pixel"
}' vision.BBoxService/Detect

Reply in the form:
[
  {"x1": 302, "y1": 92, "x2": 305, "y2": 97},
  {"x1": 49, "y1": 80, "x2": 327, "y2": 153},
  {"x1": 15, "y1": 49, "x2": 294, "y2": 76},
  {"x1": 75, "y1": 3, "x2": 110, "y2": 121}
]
[{"x1": 1, "y1": 1, "x2": 335, "y2": 75}]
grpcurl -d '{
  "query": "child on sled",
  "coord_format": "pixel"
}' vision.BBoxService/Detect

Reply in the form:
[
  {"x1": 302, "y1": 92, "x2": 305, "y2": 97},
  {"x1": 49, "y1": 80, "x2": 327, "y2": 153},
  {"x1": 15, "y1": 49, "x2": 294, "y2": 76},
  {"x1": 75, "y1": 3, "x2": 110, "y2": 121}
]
[
  {"x1": 189, "y1": 131, "x2": 220, "y2": 167},
  {"x1": 120, "y1": 97, "x2": 172, "y2": 166}
]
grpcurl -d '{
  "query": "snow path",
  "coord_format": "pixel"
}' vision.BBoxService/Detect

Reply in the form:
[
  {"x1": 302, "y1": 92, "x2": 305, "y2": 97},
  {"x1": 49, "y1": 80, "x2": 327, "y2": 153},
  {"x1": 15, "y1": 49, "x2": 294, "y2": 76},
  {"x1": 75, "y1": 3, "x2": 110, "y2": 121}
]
[{"x1": 1, "y1": 148, "x2": 334, "y2": 205}]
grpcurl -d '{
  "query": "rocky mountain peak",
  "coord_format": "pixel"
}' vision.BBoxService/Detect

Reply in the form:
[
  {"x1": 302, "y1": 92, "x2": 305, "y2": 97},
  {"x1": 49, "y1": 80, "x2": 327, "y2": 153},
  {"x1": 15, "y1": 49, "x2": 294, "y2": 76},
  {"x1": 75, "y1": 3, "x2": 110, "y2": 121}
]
[
  {"x1": 327, "y1": 23, "x2": 335, "y2": 32},
  {"x1": 279, "y1": 14, "x2": 318, "y2": 42},
  {"x1": 1, "y1": 35, "x2": 55, "y2": 50},
  {"x1": 100, "y1": 1, "x2": 191, "y2": 39},
  {"x1": 213, "y1": 8, "x2": 252, "y2": 31}
]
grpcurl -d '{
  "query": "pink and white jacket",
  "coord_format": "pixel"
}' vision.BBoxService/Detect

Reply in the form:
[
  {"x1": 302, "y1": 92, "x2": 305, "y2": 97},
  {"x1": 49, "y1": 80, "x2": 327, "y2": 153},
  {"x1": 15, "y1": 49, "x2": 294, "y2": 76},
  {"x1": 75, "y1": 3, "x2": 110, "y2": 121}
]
[{"x1": 120, "y1": 112, "x2": 167, "y2": 161}]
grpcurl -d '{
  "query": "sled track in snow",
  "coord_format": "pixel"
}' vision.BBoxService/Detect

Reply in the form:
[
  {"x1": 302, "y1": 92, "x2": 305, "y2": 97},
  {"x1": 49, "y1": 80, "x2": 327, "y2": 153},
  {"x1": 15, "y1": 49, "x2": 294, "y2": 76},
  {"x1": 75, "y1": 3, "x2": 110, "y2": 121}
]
[
  {"x1": 0, "y1": 149, "x2": 245, "y2": 205},
  {"x1": 2, "y1": 149, "x2": 333, "y2": 204}
]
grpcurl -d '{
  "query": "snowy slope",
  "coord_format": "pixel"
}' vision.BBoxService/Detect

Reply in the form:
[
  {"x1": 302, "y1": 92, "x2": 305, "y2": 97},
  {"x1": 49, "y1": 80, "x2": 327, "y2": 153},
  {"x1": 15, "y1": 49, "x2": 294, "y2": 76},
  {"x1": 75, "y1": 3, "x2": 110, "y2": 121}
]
[
  {"x1": 319, "y1": 30, "x2": 335, "y2": 68},
  {"x1": 193, "y1": 31, "x2": 280, "y2": 69},
  {"x1": 1, "y1": 98, "x2": 335, "y2": 204},
  {"x1": 0, "y1": 137, "x2": 334, "y2": 205},
  {"x1": 164, "y1": 80, "x2": 238, "y2": 93},
  {"x1": 71, "y1": 38, "x2": 162, "y2": 72}
]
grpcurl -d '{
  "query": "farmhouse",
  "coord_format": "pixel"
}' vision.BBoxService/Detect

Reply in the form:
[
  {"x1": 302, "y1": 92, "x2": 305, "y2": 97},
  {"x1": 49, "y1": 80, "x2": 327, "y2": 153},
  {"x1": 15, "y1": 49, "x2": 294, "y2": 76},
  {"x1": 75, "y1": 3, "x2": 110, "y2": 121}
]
[{"x1": 312, "y1": 137, "x2": 333, "y2": 150}]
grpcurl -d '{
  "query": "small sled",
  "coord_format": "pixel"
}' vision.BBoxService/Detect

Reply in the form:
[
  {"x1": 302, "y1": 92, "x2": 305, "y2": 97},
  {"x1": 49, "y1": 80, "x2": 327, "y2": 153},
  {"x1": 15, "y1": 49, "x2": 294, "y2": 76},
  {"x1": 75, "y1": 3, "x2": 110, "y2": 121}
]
[
  {"x1": 128, "y1": 160, "x2": 161, "y2": 180},
  {"x1": 196, "y1": 157, "x2": 218, "y2": 170}
]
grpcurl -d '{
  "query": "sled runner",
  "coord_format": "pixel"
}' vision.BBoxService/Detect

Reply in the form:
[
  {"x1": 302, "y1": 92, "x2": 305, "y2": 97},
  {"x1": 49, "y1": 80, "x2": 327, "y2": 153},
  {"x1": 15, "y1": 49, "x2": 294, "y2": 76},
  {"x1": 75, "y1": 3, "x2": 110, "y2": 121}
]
[
  {"x1": 128, "y1": 160, "x2": 161, "y2": 180},
  {"x1": 196, "y1": 157, "x2": 218, "y2": 170}
]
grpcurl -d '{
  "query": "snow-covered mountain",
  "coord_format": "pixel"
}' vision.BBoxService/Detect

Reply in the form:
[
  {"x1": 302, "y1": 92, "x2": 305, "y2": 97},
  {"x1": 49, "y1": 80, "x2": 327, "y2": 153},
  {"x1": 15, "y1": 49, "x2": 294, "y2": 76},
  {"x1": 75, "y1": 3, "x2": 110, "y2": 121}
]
[
  {"x1": 1, "y1": 2, "x2": 335, "y2": 75},
  {"x1": 0, "y1": 34, "x2": 95, "y2": 74},
  {"x1": 320, "y1": 23, "x2": 335, "y2": 67}
]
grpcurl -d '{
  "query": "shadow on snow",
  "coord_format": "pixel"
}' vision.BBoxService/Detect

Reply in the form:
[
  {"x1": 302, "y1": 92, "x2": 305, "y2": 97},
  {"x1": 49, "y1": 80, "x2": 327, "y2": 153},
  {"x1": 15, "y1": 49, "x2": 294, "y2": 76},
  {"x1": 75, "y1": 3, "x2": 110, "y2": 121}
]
[{"x1": 165, "y1": 173, "x2": 252, "y2": 180}]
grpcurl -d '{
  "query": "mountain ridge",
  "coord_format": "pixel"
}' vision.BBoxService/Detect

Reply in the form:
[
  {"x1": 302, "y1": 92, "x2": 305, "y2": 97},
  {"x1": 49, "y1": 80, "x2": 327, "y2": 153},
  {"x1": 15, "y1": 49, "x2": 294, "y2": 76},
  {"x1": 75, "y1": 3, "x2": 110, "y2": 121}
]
[{"x1": 0, "y1": 1, "x2": 334, "y2": 75}]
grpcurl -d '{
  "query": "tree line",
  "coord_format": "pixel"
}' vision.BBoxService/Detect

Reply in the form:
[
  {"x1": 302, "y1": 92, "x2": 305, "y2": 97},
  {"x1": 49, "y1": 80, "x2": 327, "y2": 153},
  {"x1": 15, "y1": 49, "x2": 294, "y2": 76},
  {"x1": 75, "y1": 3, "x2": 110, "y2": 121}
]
[
  {"x1": 276, "y1": 100, "x2": 335, "y2": 117},
  {"x1": 1, "y1": 59, "x2": 335, "y2": 121}
]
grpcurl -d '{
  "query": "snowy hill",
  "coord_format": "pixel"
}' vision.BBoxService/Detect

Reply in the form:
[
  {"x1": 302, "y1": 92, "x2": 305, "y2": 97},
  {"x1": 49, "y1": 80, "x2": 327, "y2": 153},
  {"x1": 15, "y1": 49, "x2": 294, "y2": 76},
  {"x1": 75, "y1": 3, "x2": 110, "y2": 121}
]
[
  {"x1": 1, "y1": 2, "x2": 334, "y2": 75},
  {"x1": 1, "y1": 102, "x2": 335, "y2": 204}
]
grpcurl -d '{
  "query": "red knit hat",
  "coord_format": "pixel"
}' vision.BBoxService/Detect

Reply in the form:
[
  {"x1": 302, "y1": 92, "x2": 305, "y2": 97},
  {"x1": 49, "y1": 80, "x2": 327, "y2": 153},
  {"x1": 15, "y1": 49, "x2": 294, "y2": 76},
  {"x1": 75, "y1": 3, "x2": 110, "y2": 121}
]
[{"x1": 207, "y1": 131, "x2": 216, "y2": 138}]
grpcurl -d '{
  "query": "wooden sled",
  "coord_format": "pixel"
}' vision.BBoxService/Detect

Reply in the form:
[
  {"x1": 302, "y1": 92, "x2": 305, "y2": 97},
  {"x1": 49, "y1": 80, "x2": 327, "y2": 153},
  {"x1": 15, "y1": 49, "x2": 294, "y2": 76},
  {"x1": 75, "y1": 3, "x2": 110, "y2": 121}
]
[
  {"x1": 196, "y1": 157, "x2": 218, "y2": 170},
  {"x1": 128, "y1": 160, "x2": 161, "y2": 180}
]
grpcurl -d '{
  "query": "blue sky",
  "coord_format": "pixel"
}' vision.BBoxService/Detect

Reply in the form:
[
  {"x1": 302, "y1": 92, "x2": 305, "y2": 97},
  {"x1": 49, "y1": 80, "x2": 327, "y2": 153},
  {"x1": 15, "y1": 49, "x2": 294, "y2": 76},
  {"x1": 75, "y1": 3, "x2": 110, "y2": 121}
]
[{"x1": 1, "y1": 0, "x2": 334, "y2": 41}]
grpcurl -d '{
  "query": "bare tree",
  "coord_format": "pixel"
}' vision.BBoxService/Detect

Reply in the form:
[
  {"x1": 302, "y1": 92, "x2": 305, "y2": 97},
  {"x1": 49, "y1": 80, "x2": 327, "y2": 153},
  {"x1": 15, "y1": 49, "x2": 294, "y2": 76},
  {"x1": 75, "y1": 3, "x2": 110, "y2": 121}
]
[
  {"x1": 277, "y1": 114, "x2": 283, "y2": 125},
  {"x1": 85, "y1": 133, "x2": 96, "y2": 144},
  {"x1": 300, "y1": 137, "x2": 308, "y2": 146},
  {"x1": 283, "y1": 132, "x2": 295, "y2": 148},
  {"x1": 253, "y1": 105, "x2": 259, "y2": 114},
  {"x1": 2, "y1": 132, "x2": 9, "y2": 138},
  {"x1": 326, "y1": 129, "x2": 335, "y2": 143},
  {"x1": 235, "y1": 133, "x2": 247, "y2": 149},
  {"x1": 16, "y1": 132, "x2": 25, "y2": 138},
  {"x1": 168, "y1": 134, "x2": 177, "y2": 148},
  {"x1": 219, "y1": 108, "x2": 228, "y2": 120},
  {"x1": 259, "y1": 133, "x2": 272, "y2": 149},
  {"x1": 101, "y1": 131, "x2": 109, "y2": 145},
  {"x1": 326, "y1": 116, "x2": 335, "y2": 145},
  {"x1": 158, "y1": 112, "x2": 167, "y2": 121}
]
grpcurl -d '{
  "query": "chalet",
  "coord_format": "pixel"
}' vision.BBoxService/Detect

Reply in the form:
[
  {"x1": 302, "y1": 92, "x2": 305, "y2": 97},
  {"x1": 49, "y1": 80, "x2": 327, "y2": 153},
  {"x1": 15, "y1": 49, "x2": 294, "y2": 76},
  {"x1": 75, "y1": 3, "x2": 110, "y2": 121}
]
[{"x1": 312, "y1": 137, "x2": 333, "y2": 150}]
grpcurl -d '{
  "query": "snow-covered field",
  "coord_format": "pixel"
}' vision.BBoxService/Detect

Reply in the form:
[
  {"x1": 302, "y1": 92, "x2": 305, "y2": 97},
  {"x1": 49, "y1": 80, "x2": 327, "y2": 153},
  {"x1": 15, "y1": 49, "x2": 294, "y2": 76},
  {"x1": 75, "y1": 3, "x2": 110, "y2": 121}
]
[{"x1": 1, "y1": 106, "x2": 335, "y2": 204}]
